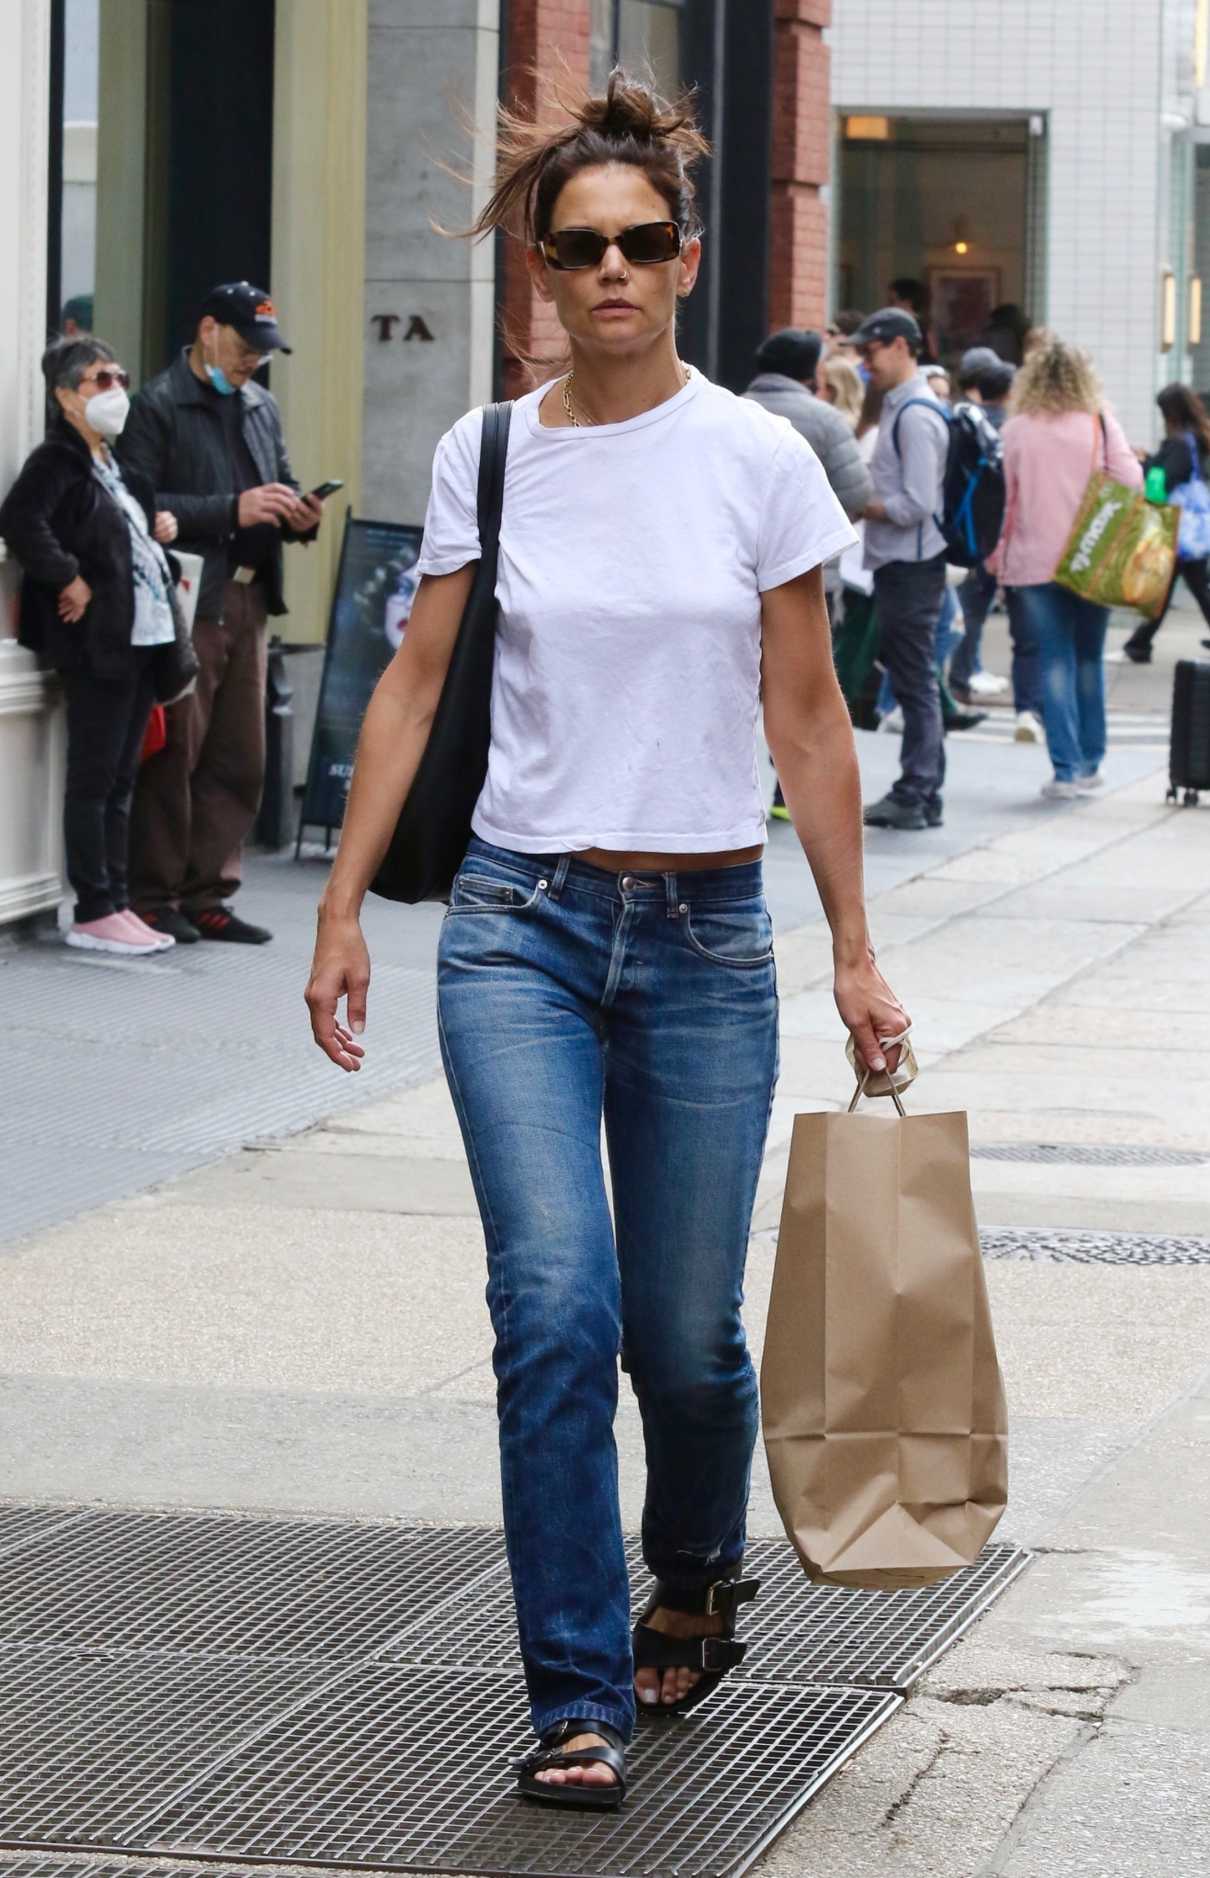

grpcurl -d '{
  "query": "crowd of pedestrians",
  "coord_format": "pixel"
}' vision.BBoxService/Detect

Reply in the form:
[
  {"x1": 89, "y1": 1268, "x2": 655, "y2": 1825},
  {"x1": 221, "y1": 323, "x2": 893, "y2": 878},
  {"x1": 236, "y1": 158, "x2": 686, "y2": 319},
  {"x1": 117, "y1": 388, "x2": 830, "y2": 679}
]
[
  {"x1": 3, "y1": 252, "x2": 1207, "y2": 953},
  {"x1": 0, "y1": 282, "x2": 323, "y2": 955},
  {"x1": 752, "y1": 286, "x2": 1208, "y2": 830}
]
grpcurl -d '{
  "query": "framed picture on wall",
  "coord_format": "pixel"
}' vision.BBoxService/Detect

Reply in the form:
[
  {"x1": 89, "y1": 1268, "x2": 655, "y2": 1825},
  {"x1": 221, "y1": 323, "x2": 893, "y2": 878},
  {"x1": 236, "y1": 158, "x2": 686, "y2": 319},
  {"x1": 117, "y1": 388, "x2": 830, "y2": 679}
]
[{"x1": 927, "y1": 267, "x2": 1001, "y2": 355}]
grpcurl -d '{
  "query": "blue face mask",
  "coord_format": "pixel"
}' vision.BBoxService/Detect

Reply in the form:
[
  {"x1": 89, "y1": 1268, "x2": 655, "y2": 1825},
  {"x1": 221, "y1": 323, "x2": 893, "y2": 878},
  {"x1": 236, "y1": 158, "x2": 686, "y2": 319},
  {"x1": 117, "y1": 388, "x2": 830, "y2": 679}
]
[{"x1": 205, "y1": 362, "x2": 238, "y2": 396}]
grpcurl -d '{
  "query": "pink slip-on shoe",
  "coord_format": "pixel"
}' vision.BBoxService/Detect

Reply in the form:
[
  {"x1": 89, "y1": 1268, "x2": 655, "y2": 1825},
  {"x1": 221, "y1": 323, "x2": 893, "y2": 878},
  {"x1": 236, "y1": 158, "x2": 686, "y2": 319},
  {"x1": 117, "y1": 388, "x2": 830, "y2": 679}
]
[
  {"x1": 117, "y1": 909, "x2": 174, "y2": 949},
  {"x1": 66, "y1": 913, "x2": 162, "y2": 956}
]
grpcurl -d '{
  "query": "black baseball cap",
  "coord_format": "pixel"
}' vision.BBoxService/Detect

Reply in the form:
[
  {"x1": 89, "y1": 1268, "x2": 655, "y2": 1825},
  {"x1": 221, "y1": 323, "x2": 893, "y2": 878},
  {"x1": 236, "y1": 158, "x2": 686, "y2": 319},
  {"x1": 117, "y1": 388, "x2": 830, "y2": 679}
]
[
  {"x1": 200, "y1": 281, "x2": 292, "y2": 354},
  {"x1": 755, "y1": 327, "x2": 823, "y2": 382},
  {"x1": 850, "y1": 307, "x2": 922, "y2": 351}
]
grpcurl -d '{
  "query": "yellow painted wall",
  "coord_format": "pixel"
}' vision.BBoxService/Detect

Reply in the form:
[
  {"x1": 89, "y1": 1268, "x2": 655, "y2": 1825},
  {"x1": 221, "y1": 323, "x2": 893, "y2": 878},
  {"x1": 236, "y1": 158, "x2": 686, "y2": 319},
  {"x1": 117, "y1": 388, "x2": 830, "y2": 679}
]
[{"x1": 272, "y1": 0, "x2": 368, "y2": 644}]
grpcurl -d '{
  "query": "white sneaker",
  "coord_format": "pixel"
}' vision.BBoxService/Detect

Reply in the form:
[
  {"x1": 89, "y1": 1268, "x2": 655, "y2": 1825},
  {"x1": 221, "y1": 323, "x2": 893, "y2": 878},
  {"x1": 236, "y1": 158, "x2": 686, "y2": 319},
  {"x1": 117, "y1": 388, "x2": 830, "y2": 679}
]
[
  {"x1": 968, "y1": 671, "x2": 1009, "y2": 697},
  {"x1": 1076, "y1": 772, "x2": 1104, "y2": 792},
  {"x1": 1040, "y1": 779, "x2": 1081, "y2": 801},
  {"x1": 1014, "y1": 711, "x2": 1043, "y2": 743},
  {"x1": 878, "y1": 707, "x2": 904, "y2": 735},
  {"x1": 66, "y1": 912, "x2": 162, "y2": 955}
]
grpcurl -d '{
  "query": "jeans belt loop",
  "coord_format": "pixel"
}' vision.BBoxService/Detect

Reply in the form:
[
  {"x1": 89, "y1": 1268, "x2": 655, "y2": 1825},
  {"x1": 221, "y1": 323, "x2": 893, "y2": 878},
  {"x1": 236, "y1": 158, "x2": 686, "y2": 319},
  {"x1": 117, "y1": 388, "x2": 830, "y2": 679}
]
[
  {"x1": 548, "y1": 855, "x2": 571, "y2": 901},
  {"x1": 663, "y1": 871, "x2": 679, "y2": 919}
]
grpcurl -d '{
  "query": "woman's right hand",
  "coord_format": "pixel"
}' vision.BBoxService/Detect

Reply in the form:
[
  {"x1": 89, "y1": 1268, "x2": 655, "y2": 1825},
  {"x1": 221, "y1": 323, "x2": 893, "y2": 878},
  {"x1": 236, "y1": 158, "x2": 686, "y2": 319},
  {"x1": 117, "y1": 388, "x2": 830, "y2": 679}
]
[
  {"x1": 57, "y1": 576, "x2": 92, "y2": 623},
  {"x1": 305, "y1": 912, "x2": 370, "y2": 1072}
]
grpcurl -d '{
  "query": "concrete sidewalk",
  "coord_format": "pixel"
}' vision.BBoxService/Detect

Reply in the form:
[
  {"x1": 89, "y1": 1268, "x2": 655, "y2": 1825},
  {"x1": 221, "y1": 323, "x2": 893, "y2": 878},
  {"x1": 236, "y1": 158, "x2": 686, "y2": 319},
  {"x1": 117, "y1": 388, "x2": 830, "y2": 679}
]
[{"x1": 3, "y1": 731, "x2": 1210, "y2": 1870}]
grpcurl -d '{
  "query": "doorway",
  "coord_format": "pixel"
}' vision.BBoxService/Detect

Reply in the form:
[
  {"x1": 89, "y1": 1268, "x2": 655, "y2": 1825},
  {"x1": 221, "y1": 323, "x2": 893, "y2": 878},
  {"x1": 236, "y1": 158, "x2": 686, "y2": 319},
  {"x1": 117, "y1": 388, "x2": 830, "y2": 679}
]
[{"x1": 834, "y1": 114, "x2": 1046, "y2": 367}]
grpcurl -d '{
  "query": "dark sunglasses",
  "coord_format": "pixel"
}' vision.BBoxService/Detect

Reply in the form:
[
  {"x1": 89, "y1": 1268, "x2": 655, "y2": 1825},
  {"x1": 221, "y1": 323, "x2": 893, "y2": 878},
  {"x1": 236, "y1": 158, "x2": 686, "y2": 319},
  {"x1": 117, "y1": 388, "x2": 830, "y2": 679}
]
[
  {"x1": 80, "y1": 368, "x2": 131, "y2": 391},
  {"x1": 540, "y1": 221, "x2": 683, "y2": 271}
]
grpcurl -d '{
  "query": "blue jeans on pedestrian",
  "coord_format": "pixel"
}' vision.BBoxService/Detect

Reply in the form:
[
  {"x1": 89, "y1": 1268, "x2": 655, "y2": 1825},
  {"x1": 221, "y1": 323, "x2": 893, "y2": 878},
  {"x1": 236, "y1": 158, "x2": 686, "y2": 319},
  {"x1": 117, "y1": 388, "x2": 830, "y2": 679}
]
[
  {"x1": 1007, "y1": 582, "x2": 1109, "y2": 779},
  {"x1": 950, "y1": 562, "x2": 997, "y2": 688},
  {"x1": 436, "y1": 837, "x2": 779, "y2": 1742},
  {"x1": 1005, "y1": 587, "x2": 1046, "y2": 720}
]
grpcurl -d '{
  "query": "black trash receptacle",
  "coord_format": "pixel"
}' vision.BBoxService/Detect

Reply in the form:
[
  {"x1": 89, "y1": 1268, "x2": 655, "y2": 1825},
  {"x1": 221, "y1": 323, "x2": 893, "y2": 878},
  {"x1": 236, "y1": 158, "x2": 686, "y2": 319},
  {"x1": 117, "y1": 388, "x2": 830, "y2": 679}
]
[{"x1": 255, "y1": 635, "x2": 295, "y2": 850}]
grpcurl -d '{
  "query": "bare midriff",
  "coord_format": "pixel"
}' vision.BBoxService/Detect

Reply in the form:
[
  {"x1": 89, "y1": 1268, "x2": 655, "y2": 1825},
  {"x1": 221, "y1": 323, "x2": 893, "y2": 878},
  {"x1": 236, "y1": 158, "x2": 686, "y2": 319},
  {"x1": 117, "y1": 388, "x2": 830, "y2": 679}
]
[{"x1": 576, "y1": 844, "x2": 764, "y2": 874}]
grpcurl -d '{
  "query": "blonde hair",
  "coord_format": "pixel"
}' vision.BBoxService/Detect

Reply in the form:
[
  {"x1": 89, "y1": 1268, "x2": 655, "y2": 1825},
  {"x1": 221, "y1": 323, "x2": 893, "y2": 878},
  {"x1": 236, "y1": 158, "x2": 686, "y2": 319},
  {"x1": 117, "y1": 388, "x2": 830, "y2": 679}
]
[
  {"x1": 820, "y1": 355, "x2": 863, "y2": 428},
  {"x1": 1010, "y1": 335, "x2": 1101, "y2": 417}
]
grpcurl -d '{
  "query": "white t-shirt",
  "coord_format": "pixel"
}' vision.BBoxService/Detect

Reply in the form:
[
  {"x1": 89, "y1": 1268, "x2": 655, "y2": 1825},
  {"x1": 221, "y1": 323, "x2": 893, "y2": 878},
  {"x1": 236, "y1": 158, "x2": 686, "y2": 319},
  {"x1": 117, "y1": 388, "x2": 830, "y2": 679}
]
[{"x1": 415, "y1": 367, "x2": 856, "y2": 853}]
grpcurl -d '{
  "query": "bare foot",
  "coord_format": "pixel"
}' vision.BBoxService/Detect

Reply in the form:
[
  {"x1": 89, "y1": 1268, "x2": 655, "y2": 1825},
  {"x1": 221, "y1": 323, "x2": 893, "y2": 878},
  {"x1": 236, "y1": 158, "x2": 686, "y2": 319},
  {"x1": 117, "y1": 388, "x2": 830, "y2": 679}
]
[
  {"x1": 533, "y1": 1732, "x2": 619, "y2": 1788},
  {"x1": 634, "y1": 1604, "x2": 725, "y2": 1709}
]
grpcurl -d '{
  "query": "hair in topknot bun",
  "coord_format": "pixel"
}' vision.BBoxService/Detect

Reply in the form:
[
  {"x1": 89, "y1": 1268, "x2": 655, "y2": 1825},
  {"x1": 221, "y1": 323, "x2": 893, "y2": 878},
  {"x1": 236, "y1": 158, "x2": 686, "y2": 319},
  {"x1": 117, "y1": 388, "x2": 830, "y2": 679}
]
[{"x1": 471, "y1": 67, "x2": 710, "y2": 251}]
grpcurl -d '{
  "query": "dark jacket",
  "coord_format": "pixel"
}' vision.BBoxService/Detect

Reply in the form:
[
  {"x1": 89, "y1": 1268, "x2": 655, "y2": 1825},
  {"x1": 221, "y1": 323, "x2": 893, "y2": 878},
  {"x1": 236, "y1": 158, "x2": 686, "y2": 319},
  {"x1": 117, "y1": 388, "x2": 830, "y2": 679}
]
[
  {"x1": 0, "y1": 418, "x2": 198, "y2": 698},
  {"x1": 116, "y1": 350, "x2": 314, "y2": 621},
  {"x1": 1145, "y1": 433, "x2": 1207, "y2": 495}
]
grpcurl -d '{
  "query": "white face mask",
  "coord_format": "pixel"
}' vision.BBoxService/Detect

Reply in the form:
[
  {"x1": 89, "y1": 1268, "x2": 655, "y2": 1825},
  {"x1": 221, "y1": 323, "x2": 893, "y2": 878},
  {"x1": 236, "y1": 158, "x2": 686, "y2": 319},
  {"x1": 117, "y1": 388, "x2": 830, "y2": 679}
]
[{"x1": 83, "y1": 387, "x2": 130, "y2": 439}]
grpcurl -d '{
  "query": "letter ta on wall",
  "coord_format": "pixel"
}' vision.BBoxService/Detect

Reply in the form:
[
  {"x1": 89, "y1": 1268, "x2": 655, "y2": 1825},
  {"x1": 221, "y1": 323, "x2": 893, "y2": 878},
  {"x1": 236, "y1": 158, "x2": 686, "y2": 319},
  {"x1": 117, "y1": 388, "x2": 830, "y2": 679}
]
[{"x1": 371, "y1": 315, "x2": 436, "y2": 342}]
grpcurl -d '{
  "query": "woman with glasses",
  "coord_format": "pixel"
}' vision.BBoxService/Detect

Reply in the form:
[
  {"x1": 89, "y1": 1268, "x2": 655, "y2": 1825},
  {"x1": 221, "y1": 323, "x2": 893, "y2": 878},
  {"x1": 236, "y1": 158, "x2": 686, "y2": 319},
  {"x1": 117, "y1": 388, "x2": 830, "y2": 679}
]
[
  {"x1": 305, "y1": 72, "x2": 908, "y2": 1809},
  {"x1": 0, "y1": 337, "x2": 195, "y2": 954}
]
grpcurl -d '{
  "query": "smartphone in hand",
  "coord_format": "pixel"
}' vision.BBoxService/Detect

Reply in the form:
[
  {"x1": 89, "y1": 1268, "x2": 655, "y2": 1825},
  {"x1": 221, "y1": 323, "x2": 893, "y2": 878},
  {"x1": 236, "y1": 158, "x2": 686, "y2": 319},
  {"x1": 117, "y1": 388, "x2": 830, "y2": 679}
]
[{"x1": 310, "y1": 479, "x2": 345, "y2": 501}]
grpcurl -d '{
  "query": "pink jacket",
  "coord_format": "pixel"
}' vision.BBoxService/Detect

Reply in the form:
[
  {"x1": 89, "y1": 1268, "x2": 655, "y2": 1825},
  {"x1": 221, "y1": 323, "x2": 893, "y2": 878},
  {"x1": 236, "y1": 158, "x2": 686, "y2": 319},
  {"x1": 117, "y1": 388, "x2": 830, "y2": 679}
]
[{"x1": 990, "y1": 407, "x2": 1143, "y2": 588}]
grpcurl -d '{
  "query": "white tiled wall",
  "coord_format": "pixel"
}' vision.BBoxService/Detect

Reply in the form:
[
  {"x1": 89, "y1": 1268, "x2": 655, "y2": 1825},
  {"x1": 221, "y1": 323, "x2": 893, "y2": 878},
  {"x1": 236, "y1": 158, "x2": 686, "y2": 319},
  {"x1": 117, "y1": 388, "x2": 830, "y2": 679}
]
[{"x1": 830, "y1": 0, "x2": 1186, "y2": 444}]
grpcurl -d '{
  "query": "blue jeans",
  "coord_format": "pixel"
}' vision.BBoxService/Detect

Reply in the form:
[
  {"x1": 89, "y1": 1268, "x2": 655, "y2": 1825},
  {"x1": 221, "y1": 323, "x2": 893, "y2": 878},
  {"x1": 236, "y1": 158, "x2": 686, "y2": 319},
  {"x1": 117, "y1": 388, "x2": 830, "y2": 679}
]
[
  {"x1": 1005, "y1": 587, "x2": 1046, "y2": 720},
  {"x1": 437, "y1": 837, "x2": 779, "y2": 1741},
  {"x1": 950, "y1": 563, "x2": 997, "y2": 687},
  {"x1": 1008, "y1": 582, "x2": 1109, "y2": 779}
]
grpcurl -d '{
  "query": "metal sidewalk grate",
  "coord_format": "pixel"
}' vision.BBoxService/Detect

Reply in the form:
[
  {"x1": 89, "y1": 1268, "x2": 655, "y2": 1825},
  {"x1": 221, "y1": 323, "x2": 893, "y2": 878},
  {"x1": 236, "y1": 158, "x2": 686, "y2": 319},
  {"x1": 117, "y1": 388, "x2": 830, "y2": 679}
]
[
  {"x1": 0, "y1": 1509, "x2": 503, "y2": 1662},
  {"x1": 0, "y1": 1646, "x2": 336, "y2": 1847},
  {"x1": 382, "y1": 1536, "x2": 1030, "y2": 1691},
  {"x1": 132, "y1": 1668, "x2": 899, "y2": 1878},
  {"x1": 0, "y1": 1505, "x2": 1029, "y2": 1877},
  {"x1": 0, "y1": 1510, "x2": 88, "y2": 1561},
  {"x1": 981, "y1": 1227, "x2": 1210, "y2": 1266},
  {"x1": 971, "y1": 1142, "x2": 1207, "y2": 1166}
]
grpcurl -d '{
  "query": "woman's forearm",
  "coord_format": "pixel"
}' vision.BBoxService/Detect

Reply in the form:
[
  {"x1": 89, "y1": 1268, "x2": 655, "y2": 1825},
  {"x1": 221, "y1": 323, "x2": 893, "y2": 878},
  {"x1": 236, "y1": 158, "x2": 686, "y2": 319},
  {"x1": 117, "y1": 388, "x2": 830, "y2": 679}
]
[
  {"x1": 318, "y1": 676, "x2": 438, "y2": 921},
  {"x1": 772, "y1": 704, "x2": 872, "y2": 965}
]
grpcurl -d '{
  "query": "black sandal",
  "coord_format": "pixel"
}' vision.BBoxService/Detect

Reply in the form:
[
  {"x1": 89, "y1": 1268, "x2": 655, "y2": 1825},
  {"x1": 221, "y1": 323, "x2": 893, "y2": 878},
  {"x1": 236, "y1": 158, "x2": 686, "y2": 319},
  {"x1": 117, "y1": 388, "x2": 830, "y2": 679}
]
[
  {"x1": 516, "y1": 1717, "x2": 627, "y2": 1811},
  {"x1": 632, "y1": 1573, "x2": 760, "y2": 1715}
]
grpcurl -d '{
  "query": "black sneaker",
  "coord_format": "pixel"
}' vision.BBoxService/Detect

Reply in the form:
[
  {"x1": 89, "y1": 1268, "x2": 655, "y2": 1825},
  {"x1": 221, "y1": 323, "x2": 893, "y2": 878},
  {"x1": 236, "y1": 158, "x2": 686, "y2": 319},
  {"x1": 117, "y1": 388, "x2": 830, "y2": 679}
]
[
  {"x1": 943, "y1": 709, "x2": 988, "y2": 732},
  {"x1": 863, "y1": 793, "x2": 927, "y2": 831},
  {"x1": 140, "y1": 907, "x2": 201, "y2": 944},
  {"x1": 924, "y1": 799, "x2": 944, "y2": 828},
  {"x1": 1122, "y1": 642, "x2": 1152, "y2": 664},
  {"x1": 190, "y1": 906, "x2": 273, "y2": 944}
]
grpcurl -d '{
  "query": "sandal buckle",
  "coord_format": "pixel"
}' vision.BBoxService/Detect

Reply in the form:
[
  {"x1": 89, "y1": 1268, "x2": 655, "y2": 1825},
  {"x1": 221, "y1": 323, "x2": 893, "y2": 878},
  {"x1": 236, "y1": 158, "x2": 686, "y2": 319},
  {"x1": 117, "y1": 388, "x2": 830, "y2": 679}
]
[
  {"x1": 705, "y1": 1575, "x2": 760, "y2": 1618},
  {"x1": 701, "y1": 1635, "x2": 746, "y2": 1671}
]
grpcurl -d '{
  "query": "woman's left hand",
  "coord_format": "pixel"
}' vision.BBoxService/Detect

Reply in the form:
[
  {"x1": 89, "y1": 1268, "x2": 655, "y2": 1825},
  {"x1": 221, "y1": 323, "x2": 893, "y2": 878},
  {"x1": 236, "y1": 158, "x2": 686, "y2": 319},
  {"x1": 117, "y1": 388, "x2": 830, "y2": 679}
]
[
  {"x1": 153, "y1": 511, "x2": 178, "y2": 544},
  {"x1": 834, "y1": 953, "x2": 910, "y2": 1075}
]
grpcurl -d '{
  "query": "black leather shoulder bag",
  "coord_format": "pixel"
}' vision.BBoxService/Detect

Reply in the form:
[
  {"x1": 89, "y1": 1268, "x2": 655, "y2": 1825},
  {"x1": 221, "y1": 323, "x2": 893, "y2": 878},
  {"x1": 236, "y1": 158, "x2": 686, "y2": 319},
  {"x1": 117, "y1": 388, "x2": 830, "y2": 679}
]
[{"x1": 370, "y1": 400, "x2": 512, "y2": 903}]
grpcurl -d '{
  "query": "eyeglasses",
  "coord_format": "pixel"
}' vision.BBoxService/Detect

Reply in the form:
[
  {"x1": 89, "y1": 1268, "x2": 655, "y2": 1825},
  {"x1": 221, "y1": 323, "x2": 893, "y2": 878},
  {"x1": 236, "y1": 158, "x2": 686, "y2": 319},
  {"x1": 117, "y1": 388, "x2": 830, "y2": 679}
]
[
  {"x1": 540, "y1": 221, "x2": 683, "y2": 271},
  {"x1": 79, "y1": 367, "x2": 131, "y2": 391}
]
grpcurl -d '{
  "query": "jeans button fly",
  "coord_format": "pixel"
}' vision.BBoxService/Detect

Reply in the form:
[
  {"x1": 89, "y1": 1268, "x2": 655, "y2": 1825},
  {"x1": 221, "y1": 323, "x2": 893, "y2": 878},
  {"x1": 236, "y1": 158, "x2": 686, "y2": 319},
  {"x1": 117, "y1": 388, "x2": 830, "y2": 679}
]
[{"x1": 622, "y1": 875, "x2": 635, "y2": 890}]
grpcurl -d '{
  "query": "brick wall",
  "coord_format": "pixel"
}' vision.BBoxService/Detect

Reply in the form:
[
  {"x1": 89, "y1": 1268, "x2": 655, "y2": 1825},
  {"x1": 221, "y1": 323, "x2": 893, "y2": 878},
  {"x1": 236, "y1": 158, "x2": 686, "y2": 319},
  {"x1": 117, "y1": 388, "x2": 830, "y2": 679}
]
[
  {"x1": 500, "y1": 0, "x2": 592, "y2": 393},
  {"x1": 769, "y1": 0, "x2": 832, "y2": 331}
]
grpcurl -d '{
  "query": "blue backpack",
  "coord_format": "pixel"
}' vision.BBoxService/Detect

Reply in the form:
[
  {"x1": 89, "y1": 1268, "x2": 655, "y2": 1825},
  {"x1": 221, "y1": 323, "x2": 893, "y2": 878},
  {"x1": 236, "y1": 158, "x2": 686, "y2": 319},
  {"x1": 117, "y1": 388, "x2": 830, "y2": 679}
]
[{"x1": 892, "y1": 397, "x2": 1006, "y2": 568}]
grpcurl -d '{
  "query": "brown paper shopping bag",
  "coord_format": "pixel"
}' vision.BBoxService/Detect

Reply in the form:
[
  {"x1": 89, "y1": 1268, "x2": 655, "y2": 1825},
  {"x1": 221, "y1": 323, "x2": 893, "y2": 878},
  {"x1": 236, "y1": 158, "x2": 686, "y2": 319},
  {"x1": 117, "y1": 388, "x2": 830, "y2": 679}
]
[{"x1": 760, "y1": 1073, "x2": 1008, "y2": 1590}]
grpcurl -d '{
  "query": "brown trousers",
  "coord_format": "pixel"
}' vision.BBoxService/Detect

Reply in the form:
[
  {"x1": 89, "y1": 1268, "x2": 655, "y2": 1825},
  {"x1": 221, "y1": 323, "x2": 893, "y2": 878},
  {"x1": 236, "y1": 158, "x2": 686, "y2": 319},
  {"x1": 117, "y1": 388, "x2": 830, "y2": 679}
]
[{"x1": 130, "y1": 579, "x2": 268, "y2": 914}]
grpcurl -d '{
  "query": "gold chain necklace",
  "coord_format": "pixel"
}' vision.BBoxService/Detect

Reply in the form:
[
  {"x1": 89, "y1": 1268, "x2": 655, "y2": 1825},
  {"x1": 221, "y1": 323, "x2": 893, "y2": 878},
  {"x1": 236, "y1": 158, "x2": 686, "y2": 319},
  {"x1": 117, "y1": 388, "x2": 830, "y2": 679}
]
[{"x1": 562, "y1": 363, "x2": 690, "y2": 429}]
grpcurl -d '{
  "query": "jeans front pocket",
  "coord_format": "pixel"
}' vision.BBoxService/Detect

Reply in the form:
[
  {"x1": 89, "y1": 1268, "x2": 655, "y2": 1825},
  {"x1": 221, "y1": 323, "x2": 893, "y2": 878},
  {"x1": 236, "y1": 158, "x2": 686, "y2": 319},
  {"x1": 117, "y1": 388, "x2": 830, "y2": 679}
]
[
  {"x1": 681, "y1": 901, "x2": 775, "y2": 968},
  {"x1": 447, "y1": 869, "x2": 548, "y2": 915}
]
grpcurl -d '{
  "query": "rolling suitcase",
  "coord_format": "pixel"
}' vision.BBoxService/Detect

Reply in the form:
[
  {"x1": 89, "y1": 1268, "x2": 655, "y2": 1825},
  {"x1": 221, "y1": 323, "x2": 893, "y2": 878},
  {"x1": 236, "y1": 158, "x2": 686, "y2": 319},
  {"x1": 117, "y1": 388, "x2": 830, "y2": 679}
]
[{"x1": 1168, "y1": 659, "x2": 1210, "y2": 805}]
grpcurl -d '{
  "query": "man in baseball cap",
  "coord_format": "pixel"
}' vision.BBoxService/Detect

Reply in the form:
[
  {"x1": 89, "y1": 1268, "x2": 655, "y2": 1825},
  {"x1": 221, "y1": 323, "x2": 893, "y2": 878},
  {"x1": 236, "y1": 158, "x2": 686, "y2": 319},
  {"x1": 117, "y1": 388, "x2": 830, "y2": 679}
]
[
  {"x1": 199, "y1": 281, "x2": 293, "y2": 357},
  {"x1": 852, "y1": 306, "x2": 951, "y2": 831},
  {"x1": 118, "y1": 282, "x2": 323, "y2": 945}
]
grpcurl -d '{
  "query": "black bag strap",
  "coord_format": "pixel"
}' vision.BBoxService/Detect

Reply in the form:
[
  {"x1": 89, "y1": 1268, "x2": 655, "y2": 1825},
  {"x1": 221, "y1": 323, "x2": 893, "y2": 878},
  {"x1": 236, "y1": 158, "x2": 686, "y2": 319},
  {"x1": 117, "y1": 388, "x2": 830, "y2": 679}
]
[{"x1": 475, "y1": 401, "x2": 512, "y2": 572}]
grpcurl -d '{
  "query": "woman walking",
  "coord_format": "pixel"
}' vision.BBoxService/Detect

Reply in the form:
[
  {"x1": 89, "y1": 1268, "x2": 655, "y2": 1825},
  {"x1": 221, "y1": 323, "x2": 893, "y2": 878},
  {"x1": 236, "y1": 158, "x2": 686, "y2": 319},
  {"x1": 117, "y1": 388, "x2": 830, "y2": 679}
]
[
  {"x1": 0, "y1": 338, "x2": 195, "y2": 952},
  {"x1": 305, "y1": 73, "x2": 907, "y2": 1808},
  {"x1": 990, "y1": 335, "x2": 1141, "y2": 798},
  {"x1": 1121, "y1": 383, "x2": 1210, "y2": 662}
]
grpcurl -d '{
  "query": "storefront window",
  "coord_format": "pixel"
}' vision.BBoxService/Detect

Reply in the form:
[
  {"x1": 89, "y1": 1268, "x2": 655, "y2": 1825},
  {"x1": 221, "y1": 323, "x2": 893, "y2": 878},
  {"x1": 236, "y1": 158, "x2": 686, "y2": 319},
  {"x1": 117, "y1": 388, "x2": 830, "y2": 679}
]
[
  {"x1": 590, "y1": 0, "x2": 684, "y2": 96},
  {"x1": 49, "y1": 0, "x2": 274, "y2": 384}
]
